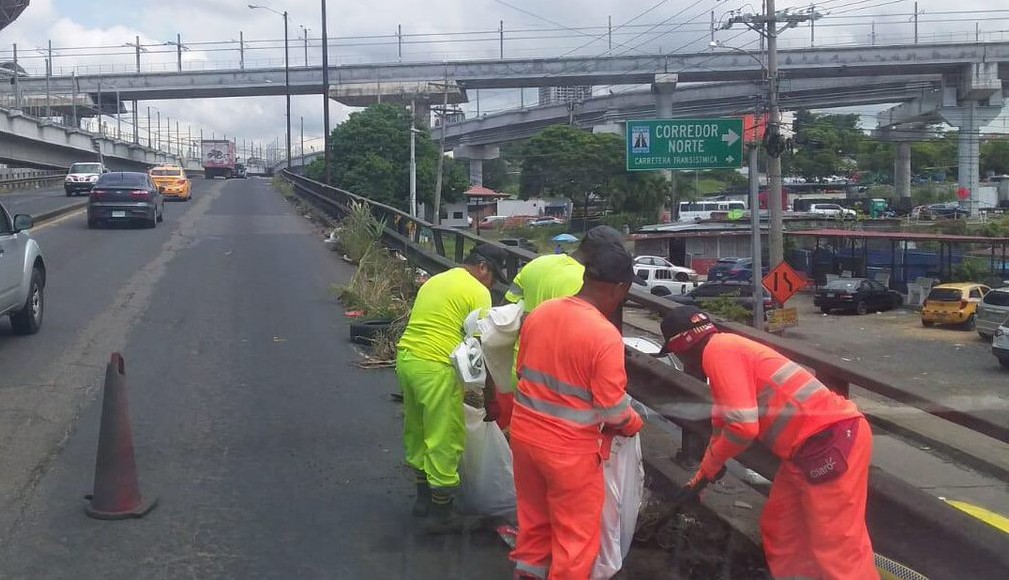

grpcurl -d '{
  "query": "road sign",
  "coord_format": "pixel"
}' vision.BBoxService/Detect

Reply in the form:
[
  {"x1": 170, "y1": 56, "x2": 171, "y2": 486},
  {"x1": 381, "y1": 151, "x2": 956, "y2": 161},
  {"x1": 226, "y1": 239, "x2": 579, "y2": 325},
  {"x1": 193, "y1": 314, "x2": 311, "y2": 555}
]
[
  {"x1": 626, "y1": 118, "x2": 744, "y2": 171},
  {"x1": 762, "y1": 261, "x2": 804, "y2": 305},
  {"x1": 766, "y1": 307, "x2": 799, "y2": 333}
]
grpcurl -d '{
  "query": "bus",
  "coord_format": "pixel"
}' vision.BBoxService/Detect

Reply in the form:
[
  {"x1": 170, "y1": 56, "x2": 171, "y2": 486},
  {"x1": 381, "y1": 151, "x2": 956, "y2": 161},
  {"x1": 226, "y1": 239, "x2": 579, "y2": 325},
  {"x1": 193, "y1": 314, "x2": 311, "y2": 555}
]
[{"x1": 678, "y1": 200, "x2": 747, "y2": 222}]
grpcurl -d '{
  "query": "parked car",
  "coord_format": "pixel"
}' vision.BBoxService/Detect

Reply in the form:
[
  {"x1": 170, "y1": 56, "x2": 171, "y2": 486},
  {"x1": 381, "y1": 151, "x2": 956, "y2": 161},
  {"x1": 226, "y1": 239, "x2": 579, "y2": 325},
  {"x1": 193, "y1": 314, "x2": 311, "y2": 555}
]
[
  {"x1": 528, "y1": 217, "x2": 564, "y2": 227},
  {"x1": 667, "y1": 281, "x2": 773, "y2": 313},
  {"x1": 927, "y1": 202, "x2": 970, "y2": 220},
  {"x1": 633, "y1": 265, "x2": 698, "y2": 296},
  {"x1": 0, "y1": 200, "x2": 45, "y2": 335},
  {"x1": 814, "y1": 277, "x2": 902, "y2": 315},
  {"x1": 478, "y1": 215, "x2": 507, "y2": 229},
  {"x1": 149, "y1": 165, "x2": 192, "y2": 201},
  {"x1": 87, "y1": 172, "x2": 165, "y2": 229},
  {"x1": 809, "y1": 203, "x2": 856, "y2": 219},
  {"x1": 992, "y1": 316, "x2": 1009, "y2": 369},
  {"x1": 706, "y1": 257, "x2": 747, "y2": 281},
  {"x1": 721, "y1": 257, "x2": 770, "y2": 283},
  {"x1": 633, "y1": 256, "x2": 698, "y2": 281},
  {"x1": 64, "y1": 161, "x2": 106, "y2": 197},
  {"x1": 920, "y1": 283, "x2": 990, "y2": 329},
  {"x1": 977, "y1": 287, "x2": 1009, "y2": 340},
  {"x1": 499, "y1": 238, "x2": 538, "y2": 254}
]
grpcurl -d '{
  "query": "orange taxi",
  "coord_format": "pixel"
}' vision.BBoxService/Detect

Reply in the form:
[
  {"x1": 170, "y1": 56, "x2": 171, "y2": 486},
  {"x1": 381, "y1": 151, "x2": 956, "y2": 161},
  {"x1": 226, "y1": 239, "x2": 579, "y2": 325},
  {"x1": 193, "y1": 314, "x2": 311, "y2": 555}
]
[{"x1": 149, "y1": 165, "x2": 192, "y2": 201}]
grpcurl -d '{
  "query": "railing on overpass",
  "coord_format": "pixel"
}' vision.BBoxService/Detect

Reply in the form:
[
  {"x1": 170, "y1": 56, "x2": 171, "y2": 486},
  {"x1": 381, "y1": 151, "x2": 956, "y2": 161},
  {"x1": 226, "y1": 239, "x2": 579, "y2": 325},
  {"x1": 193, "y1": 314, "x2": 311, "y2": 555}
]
[
  {"x1": 278, "y1": 170, "x2": 1009, "y2": 578},
  {"x1": 0, "y1": 171, "x2": 64, "y2": 192}
]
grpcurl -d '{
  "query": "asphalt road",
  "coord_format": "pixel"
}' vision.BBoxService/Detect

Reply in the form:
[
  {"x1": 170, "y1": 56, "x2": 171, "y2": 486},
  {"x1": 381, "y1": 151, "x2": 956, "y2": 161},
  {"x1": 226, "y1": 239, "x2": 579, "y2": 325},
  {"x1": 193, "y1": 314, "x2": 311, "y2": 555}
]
[
  {"x1": 0, "y1": 178, "x2": 512, "y2": 578},
  {"x1": 0, "y1": 185, "x2": 85, "y2": 218}
]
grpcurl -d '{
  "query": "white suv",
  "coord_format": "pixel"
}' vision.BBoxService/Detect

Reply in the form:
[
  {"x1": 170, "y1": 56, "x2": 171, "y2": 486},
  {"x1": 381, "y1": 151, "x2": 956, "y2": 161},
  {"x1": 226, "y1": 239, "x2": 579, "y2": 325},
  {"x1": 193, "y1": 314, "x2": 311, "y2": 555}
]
[
  {"x1": 0, "y1": 201, "x2": 45, "y2": 335},
  {"x1": 634, "y1": 265, "x2": 699, "y2": 297},
  {"x1": 809, "y1": 203, "x2": 856, "y2": 219},
  {"x1": 64, "y1": 161, "x2": 106, "y2": 197}
]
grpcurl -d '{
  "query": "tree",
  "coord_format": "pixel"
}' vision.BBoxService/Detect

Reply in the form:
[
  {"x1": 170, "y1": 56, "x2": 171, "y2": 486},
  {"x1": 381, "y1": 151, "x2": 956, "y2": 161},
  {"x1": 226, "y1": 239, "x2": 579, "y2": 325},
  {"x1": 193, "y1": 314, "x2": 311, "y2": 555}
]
[
  {"x1": 305, "y1": 104, "x2": 468, "y2": 211},
  {"x1": 784, "y1": 110, "x2": 863, "y2": 181},
  {"x1": 982, "y1": 140, "x2": 1009, "y2": 175}
]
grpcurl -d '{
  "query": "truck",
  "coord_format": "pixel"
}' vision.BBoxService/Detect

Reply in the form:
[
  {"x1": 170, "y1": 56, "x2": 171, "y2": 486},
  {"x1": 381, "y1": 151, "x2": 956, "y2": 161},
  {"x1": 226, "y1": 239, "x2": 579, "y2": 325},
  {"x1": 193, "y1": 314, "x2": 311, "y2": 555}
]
[{"x1": 201, "y1": 140, "x2": 237, "y2": 179}]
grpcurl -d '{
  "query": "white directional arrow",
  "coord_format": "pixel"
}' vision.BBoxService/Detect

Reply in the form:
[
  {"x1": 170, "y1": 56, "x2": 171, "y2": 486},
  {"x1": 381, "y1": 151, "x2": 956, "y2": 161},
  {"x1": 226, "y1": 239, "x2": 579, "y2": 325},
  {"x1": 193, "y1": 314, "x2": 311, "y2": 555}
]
[
  {"x1": 721, "y1": 128, "x2": 740, "y2": 147},
  {"x1": 725, "y1": 156, "x2": 735, "y2": 164}
]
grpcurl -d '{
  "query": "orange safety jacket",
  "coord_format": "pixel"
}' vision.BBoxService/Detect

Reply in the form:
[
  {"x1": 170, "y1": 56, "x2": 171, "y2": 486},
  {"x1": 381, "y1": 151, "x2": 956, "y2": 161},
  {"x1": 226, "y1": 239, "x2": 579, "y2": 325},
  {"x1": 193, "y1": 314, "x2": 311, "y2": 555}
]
[
  {"x1": 698, "y1": 333, "x2": 862, "y2": 478},
  {"x1": 510, "y1": 297, "x2": 643, "y2": 454}
]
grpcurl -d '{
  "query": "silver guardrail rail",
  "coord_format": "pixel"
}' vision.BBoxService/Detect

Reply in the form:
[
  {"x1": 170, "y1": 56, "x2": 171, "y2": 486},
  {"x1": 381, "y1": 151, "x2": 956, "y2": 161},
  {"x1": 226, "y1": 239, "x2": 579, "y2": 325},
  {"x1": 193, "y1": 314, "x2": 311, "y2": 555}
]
[{"x1": 280, "y1": 170, "x2": 1009, "y2": 578}]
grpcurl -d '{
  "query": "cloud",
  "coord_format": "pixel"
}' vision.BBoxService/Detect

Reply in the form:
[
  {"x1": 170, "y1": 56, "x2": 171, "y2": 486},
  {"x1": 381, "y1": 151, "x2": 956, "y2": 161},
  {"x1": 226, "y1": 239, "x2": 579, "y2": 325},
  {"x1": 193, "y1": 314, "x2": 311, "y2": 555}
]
[{"x1": 0, "y1": 0, "x2": 1005, "y2": 157}]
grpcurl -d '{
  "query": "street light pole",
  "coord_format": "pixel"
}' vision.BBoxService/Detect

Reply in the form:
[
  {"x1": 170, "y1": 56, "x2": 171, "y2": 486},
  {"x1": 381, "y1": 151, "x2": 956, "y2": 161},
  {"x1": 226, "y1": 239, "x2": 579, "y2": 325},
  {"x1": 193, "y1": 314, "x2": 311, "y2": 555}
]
[
  {"x1": 115, "y1": 88, "x2": 121, "y2": 139},
  {"x1": 765, "y1": 0, "x2": 784, "y2": 268},
  {"x1": 300, "y1": 25, "x2": 310, "y2": 66},
  {"x1": 409, "y1": 121, "x2": 418, "y2": 219},
  {"x1": 749, "y1": 143, "x2": 765, "y2": 329},
  {"x1": 321, "y1": 0, "x2": 331, "y2": 184},
  {"x1": 249, "y1": 5, "x2": 292, "y2": 170},
  {"x1": 301, "y1": 115, "x2": 305, "y2": 167}
]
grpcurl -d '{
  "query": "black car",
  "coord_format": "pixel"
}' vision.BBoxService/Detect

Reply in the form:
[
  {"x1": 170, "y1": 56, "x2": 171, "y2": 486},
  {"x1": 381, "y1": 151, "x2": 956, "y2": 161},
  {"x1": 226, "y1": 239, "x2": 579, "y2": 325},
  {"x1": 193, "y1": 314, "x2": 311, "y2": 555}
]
[
  {"x1": 706, "y1": 257, "x2": 747, "y2": 281},
  {"x1": 814, "y1": 278, "x2": 902, "y2": 315},
  {"x1": 926, "y1": 202, "x2": 969, "y2": 220},
  {"x1": 87, "y1": 172, "x2": 165, "y2": 229},
  {"x1": 667, "y1": 281, "x2": 774, "y2": 312}
]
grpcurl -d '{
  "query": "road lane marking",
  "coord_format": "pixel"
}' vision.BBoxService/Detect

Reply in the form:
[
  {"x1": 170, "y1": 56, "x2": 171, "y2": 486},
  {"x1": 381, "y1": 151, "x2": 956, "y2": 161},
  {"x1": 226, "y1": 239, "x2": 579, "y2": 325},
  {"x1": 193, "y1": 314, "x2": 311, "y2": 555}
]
[{"x1": 30, "y1": 208, "x2": 86, "y2": 232}]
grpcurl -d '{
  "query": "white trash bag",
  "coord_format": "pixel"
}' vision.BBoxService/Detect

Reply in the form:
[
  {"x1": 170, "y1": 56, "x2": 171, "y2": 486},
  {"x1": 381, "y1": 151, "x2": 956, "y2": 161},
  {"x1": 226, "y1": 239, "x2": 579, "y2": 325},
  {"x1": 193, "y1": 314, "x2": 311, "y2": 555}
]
[
  {"x1": 457, "y1": 404, "x2": 517, "y2": 518},
  {"x1": 591, "y1": 434, "x2": 645, "y2": 580}
]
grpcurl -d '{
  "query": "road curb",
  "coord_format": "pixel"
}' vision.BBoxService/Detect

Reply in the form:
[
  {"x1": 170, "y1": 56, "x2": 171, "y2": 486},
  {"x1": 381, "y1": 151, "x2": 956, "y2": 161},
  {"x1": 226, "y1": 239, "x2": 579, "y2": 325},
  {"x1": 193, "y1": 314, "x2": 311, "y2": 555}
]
[{"x1": 33, "y1": 201, "x2": 88, "y2": 225}]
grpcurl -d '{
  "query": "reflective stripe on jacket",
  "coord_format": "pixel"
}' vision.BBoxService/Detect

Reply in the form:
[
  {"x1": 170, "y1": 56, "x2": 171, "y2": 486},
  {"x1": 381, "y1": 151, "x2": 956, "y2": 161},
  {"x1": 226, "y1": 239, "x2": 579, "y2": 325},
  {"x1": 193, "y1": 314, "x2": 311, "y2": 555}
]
[
  {"x1": 510, "y1": 297, "x2": 643, "y2": 454},
  {"x1": 699, "y1": 334, "x2": 862, "y2": 478}
]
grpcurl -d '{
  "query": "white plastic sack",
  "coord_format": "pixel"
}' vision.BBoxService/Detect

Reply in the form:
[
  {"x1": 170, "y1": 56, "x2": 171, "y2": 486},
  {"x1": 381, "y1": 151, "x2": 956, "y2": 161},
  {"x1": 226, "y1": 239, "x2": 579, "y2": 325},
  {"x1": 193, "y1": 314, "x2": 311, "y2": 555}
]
[
  {"x1": 591, "y1": 434, "x2": 644, "y2": 580},
  {"x1": 477, "y1": 303, "x2": 524, "y2": 393},
  {"x1": 450, "y1": 336, "x2": 486, "y2": 390},
  {"x1": 457, "y1": 404, "x2": 517, "y2": 518}
]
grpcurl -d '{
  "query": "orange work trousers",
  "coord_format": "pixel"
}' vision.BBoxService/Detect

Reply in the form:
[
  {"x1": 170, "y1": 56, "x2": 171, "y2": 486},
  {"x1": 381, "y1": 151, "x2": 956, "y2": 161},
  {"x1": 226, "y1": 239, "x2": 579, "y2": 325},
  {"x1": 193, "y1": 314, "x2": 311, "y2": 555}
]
[
  {"x1": 760, "y1": 416, "x2": 878, "y2": 580},
  {"x1": 496, "y1": 391, "x2": 515, "y2": 432},
  {"x1": 510, "y1": 438, "x2": 604, "y2": 580}
]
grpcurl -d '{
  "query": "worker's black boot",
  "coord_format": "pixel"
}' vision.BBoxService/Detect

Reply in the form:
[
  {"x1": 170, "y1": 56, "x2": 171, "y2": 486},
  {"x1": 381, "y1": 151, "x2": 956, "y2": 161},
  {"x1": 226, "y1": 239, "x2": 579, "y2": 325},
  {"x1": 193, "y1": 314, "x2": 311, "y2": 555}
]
[
  {"x1": 412, "y1": 471, "x2": 431, "y2": 517},
  {"x1": 424, "y1": 487, "x2": 486, "y2": 535}
]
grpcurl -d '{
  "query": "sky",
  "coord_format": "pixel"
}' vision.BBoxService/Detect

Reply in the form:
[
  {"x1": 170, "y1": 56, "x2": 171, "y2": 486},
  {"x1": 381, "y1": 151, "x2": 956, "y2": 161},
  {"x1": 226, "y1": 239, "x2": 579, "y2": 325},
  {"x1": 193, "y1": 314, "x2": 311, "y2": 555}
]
[{"x1": 0, "y1": 0, "x2": 1005, "y2": 159}]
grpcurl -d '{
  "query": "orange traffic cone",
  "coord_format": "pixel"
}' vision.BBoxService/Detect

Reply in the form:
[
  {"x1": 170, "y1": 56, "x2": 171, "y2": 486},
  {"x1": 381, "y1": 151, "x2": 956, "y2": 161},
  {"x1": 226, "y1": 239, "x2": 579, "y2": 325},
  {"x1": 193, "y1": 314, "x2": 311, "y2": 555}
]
[{"x1": 85, "y1": 353, "x2": 157, "y2": 520}]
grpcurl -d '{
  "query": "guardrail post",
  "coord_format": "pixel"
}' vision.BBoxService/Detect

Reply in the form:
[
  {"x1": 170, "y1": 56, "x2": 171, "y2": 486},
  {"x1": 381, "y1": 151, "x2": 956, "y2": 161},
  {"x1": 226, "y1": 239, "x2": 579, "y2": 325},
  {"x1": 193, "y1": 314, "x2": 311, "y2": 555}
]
[
  {"x1": 454, "y1": 235, "x2": 465, "y2": 263},
  {"x1": 676, "y1": 430, "x2": 706, "y2": 467},
  {"x1": 432, "y1": 229, "x2": 446, "y2": 257},
  {"x1": 818, "y1": 372, "x2": 850, "y2": 398},
  {"x1": 505, "y1": 254, "x2": 519, "y2": 281}
]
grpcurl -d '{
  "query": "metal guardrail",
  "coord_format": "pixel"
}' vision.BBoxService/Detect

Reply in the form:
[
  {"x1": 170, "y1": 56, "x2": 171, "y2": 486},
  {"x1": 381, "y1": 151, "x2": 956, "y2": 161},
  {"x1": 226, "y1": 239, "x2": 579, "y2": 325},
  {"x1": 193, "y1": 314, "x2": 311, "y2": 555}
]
[
  {"x1": 0, "y1": 173, "x2": 64, "y2": 192},
  {"x1": 280, "y1": 171, "x2": 1009, "y2": 578}
]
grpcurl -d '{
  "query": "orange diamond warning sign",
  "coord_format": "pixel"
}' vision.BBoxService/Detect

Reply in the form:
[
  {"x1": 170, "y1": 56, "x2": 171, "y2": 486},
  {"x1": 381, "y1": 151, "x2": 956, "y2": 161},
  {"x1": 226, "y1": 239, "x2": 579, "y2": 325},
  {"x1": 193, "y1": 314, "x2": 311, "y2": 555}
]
[{"x1": 762, "y1": 262, "x2": 804, "y2": 305}]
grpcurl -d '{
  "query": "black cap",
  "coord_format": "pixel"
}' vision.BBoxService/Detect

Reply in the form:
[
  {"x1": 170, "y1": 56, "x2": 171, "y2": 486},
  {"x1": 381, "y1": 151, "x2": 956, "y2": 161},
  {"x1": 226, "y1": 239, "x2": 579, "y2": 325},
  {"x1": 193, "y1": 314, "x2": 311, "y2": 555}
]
[
  {"x1": 583, "y1": 243, "x2": 643, "y2": 285},
  {"x1": 469, "y1": 243, "x2": 508, "y2": 283},
  {"x1": 658, "y1": 305, "x2": 718, "y2": 354},
  {"x1": 572, "y1": 225, "x2": 625, "y2": 263}
]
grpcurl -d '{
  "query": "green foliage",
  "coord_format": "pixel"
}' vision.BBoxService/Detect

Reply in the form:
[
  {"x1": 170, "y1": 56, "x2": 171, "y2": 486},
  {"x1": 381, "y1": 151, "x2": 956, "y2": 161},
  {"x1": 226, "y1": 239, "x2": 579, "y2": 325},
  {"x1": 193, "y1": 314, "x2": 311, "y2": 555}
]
[
  {"x1": 981, "y1": 140, "x2": 1009, "y2": 176},
  {"x1": 338, "y1": 201, "x2": 385, "y2": 263},
  {"x1": 952, "y1": 258, "x2": 991, "y2": 283},
  {"x1": 784, "y1": 110, "x2": 862, "y2": 181},
  {"x1": 305, "y1": 104, "x2": 469, "y2": 210},
  {"x1": 703, "y1": 296, "x2": 753, "y2": 325},
  {"x1": 519, "y1": 125, "x2": 667, "y2": 219},
  {"x1": 977, "y1": 215, "x2": 1009, "y2": 238},
  {"x1": 600, "y1": 213, "x2": 650, "y2": 233},
  {"x1": 912, "y1": 183, "x2": 956, "y2": 206}
]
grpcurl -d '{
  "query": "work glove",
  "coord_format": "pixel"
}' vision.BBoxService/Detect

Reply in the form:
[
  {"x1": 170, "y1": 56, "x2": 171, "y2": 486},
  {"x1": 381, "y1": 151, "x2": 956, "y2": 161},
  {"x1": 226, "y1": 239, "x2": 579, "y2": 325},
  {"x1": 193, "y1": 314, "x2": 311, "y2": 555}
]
[
  {"x1": 672, "y1": 466, "x2": 728, "y2": 507},
  {"x1": 484, "y1": 396, "x2": 501, "y2": 423}
]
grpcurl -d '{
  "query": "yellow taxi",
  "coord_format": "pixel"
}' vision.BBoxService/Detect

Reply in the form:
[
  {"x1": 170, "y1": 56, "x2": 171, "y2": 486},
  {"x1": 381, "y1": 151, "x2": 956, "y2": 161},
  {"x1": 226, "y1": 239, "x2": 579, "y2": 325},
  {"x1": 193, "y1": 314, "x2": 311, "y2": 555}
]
[
  {"x1": 921, "y1": 282, "x2": 990, "y2": 330},
  {"x1": 149, "y1": 165, "x2": 192, "y2": 201}
]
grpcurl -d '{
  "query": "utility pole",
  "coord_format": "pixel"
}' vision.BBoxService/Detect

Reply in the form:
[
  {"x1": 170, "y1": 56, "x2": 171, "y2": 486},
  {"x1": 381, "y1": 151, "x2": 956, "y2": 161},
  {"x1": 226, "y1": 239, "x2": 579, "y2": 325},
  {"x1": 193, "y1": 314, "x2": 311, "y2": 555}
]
[
  {"x1": 913, "y1": 2, "x2": 920, "y2": 44},
  {"x1": 608, "y1": 15, "x2": 612, "y2": 53},
  {"x1": 722, "y1": 3, "x2": 819, "y2": 267},
  {"x1": 12, "y1": 44, "x2": 19, "y2": 110},
  {"x1": 45, "y1": 41, "x2": 52, "y2": 119},
  {"x1": 433, "y1": 77, "x2": 449, "y2": 225},
  {"x1": 167, "y1": 34, "x2": 189, "y2": 72},
  {"x1": 300, "y1": 25, "x2": 310, "y2": 66},
  {"x1": 321, "y1": 0, "x2": 331, "y2": 184},
  {"x1": 397, "y1": 24, "x2": 403, "y2": 62},
  {"x1": 239, "y1": 32, "x2": 245, "y2": 70},
  {"x1": 749, "y1": 142, "x2": 764, "y2": 328},
  {"x1": 409, "y1": 99, "x2": 417, "y2": 218},
  {"x1": 147, "y1": 107, "x2": 151, "y2": 148},
  {"x1": 499, "y1": 20, "x2": 504, "y2": 59},
  {"x1": 301, "y1": 116, "x2": 305, "y2": 167}
]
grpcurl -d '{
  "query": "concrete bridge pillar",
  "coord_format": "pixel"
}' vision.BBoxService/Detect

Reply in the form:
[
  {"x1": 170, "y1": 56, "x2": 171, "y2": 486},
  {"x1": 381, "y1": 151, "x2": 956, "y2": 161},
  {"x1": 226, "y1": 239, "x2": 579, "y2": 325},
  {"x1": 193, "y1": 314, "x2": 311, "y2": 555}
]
[
  {"x1": 895, "y1": 142, "x2": 912, "y2": 200},
  {"x1": 651, "y1": 74, "x2": 677, "y2": 220},
  {"x1": 454, "y1": 144, "x2": 500, "y2": 187},
  {"x1": 938, "y1": 63, "x2": 1004, "y2": 216}
]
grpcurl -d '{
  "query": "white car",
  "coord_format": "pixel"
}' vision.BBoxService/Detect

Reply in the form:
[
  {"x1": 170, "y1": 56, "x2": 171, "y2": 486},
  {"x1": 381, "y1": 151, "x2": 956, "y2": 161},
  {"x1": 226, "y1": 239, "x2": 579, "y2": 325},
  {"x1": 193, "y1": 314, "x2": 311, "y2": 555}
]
[
  {"x1": 809, "y1": 203, "x2": 856, "y2": 219},
  {"x1": 993, "y1": 316, "x2": 1009, "y2": 369},
  {"x1": 633, "y1": 265, "x2": 698, "y2": 297},
  {"x1": 632, "y1": 256, "x2": 698, "y2": 281}
]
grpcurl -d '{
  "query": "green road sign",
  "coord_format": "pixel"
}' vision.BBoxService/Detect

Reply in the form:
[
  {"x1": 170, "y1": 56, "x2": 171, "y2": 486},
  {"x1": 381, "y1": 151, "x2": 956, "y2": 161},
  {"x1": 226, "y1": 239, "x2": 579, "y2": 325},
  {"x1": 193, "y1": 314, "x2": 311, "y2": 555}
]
[{"x1": 626, "y1": 118, "x2": 744, "y2": 171}]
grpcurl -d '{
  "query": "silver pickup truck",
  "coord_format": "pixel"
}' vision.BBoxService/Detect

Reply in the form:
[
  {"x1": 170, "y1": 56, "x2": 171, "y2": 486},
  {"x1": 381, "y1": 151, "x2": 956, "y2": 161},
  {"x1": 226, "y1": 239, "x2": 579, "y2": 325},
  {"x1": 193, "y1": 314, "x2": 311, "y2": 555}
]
[{"x1": 0, "y1": 201, "x2": 45, "y2": 335}]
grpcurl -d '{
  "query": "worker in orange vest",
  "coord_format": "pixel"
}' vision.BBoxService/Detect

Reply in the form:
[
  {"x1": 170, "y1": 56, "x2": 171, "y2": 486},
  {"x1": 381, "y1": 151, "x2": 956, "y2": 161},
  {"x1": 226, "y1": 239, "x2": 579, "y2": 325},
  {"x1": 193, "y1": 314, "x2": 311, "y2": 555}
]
[
  {"x1": 659, "y1": 306, "x2": 878, "y2": 580},
  {"x1": 486, "y1": 226, "x2": 626, "y2": 432},
  {"x1": 510, "y1": 243, "x2": 644, "y2": 580}
]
